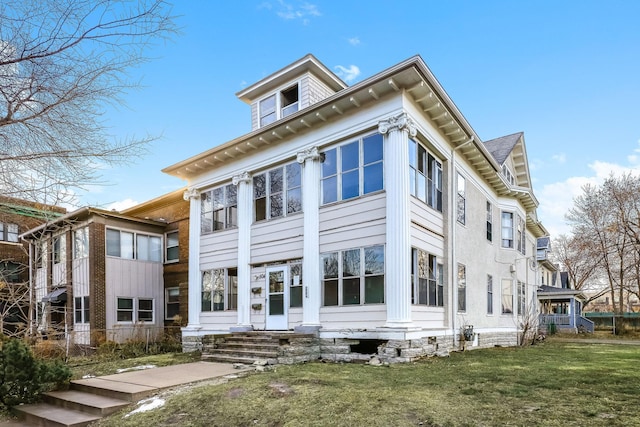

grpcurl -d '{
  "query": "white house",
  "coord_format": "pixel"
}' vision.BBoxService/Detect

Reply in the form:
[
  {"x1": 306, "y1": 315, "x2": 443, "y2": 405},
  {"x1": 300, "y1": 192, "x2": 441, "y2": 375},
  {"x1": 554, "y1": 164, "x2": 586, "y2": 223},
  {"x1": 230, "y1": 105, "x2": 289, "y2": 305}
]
[{"x1": 163, "y1": 54, "x2": 549, "y2": 361}]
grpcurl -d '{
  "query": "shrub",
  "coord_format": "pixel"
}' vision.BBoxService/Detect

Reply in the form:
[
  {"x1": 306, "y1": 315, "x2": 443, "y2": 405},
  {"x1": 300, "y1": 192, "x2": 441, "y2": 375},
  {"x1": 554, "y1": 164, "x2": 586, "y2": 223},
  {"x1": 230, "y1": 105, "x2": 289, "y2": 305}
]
[{"x1": 0, "y1": 339, "x2": 71, "y2": 408}]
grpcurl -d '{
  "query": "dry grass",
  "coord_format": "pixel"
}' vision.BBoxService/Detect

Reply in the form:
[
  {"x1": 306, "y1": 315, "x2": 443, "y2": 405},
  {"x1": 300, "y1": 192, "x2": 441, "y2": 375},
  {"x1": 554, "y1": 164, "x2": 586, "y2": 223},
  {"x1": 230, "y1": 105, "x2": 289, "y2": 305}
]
[{"x1": 93, "y1": 341, "x2": 640, "y2": 427}]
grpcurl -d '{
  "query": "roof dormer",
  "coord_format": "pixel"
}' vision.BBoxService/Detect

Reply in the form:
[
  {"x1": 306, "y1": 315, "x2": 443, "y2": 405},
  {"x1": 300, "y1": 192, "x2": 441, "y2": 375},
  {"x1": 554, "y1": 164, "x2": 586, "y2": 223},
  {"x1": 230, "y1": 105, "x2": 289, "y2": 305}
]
[{"x1": 236, "y1": 54, "x2": 347, "y2": 131}]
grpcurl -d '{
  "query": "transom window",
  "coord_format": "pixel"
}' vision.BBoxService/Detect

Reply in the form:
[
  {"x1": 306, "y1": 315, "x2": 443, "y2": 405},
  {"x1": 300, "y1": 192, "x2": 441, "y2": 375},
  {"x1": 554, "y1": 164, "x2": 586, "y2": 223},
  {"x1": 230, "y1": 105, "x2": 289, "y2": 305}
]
[
  {"x1": 0, "y1": 223, "x2": 19, "y2": 243},
  {"x1": 408, "y1": 139, "x2": 442, "y2": 211},
  {"x1": 201, "y1": 268, "x2": 238, "y2": 312},
  {"x1": 321, "y1": 133, "x2": 383, "y2": 204},
  {"x1": 201, "y1": 184, "x2": 237, "y2": 233},
  {"x1": 254, "y1": 161, "x2": 302, "y2": 221},
  {"x1": 321, "y1": 246, "x2": 385, "y2": 306},
  {"x1": 106, "y1": 229, "x2": 162, "y2": 262},
  {"x1": 411, "y1": 248, "x2": 444, "y2": 307}
]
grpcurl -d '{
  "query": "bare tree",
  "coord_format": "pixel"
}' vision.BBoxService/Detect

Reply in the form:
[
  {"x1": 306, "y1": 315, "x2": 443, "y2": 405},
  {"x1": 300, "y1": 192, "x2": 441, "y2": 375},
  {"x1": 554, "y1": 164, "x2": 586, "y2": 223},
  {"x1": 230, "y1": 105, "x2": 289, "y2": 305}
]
[
  {"x1": 567, "y1": 175, "x2": 640, "y2": 318},
  {"x1": 0, "y1": 0, "x2": 176, "y2": 203}
]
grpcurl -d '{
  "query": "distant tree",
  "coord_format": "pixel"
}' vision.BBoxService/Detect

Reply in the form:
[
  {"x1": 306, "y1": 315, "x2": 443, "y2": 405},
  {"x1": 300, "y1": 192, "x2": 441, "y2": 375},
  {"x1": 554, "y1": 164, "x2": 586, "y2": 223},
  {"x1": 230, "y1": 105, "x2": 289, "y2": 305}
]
[
  {"x1": 0, "y1": 0, "x2": 176, "y2": 204},
  {"x1": 567, "y1": 174, "x2": 640, "y2": 316}
]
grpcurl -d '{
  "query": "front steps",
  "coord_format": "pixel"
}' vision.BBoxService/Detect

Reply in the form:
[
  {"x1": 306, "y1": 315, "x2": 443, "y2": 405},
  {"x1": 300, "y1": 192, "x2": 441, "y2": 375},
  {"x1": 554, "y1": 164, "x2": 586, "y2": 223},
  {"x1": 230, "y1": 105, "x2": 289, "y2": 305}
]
[
  {"x1": 202, "y1": 332, "x2": 319, "y2": 365},
  {"x1": 12, "y1": 380, "x2": 136, "y2": 427}
]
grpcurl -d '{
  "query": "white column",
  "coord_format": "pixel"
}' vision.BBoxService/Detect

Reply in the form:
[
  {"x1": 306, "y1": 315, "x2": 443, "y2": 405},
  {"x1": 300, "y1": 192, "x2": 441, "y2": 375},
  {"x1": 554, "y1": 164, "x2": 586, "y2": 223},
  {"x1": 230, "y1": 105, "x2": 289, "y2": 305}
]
[
  {"x1": 183, "y1": 188, "x2": 202, "y2": 330},
  {"x1": 232, "y1": 172, "x2": 253, "y2": 331},
  {"x1": 296, "y1": 147, "x2": 322, "y2": 333},
  {"x1": 379, "y1": 113, "x2": 416, "y2": 328}
]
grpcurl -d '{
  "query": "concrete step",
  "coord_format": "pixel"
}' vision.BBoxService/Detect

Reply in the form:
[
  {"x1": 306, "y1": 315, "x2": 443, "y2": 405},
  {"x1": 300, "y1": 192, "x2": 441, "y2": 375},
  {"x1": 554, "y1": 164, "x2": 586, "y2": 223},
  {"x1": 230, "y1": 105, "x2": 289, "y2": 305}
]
[
  {"x1": 43, "y1": 390, "x2": 130, "y2": 416},
  {"x1": 202, "y1": 354, "x2": 275, "y2": 365},
  {"x1": 69, "y1": 378, "x2": 156, "y2": 403},
  {"x1": 13, "y1": 403, "x2": 101, "y2": 427},
  {"x1": 210, "y1": 348, "x2": 278, "y2": 358}
]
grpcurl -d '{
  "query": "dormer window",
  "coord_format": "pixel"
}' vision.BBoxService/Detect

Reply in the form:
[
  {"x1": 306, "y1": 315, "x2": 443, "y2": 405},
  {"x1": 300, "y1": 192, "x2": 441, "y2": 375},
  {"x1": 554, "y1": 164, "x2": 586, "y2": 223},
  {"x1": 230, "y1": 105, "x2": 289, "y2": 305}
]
[
  {"x1": 258, "y1": 84, "x2": 299, "y2": 128},
  {"x1": 502, "y1": 165, "x2": 515, "y2": 185}
]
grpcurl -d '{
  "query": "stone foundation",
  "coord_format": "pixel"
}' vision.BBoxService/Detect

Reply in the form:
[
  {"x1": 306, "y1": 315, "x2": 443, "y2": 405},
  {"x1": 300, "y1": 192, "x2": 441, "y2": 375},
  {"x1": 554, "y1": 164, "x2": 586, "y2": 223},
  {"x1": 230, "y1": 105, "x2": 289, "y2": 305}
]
[{"x1": 182, "y1": 335, "x2": 203, "y2": 352}]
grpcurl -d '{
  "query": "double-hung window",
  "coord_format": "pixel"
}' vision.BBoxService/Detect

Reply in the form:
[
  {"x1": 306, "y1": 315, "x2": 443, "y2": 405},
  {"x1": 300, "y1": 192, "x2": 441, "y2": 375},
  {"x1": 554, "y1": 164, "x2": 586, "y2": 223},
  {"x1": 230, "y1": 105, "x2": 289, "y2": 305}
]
[
  {"x1": 516, "y1": 216, "x2": 526, "y2": 255},
  {"x1": 165, "y1": 288, "x2": 180, "y2": 320},
  {"x1": 165, "y1": 231, "x2": 179, "y2": 262},
  {"x1": 501, "y1": 212, "x2": 514, "y2": 248},
  {"x1": 0, "y1": 223, "x2": 19, "y2": 243},
  {"x1": 486, "y1": 202, "x2": 493, "y2": 242},
  {"x1": 254, "y1": 161, "x2": 302, "y2": 221},
  {"x1": 487, "y1": 275, "x2": 493, "y2": 314},
  {"x1": 321, "y1": 133, "x2": 383, "y2": 204},
  {"x1": 517, "y1": 281, "x2": 526, "y2": 316},
  {"x1": 53, "y1": 235, "x2": 66, "y2": 265},
  {"x1": 457, "y1": 264, "x2": 466, "y2": 312},
  {"x1": 74, "y1": 296, "x2": 90, "y2": 324},
  {"x1": 73, "y1": 227, "x2": 89, "y2": 259},
  {"x1": 321, "y1": 246, "x2": 385, "y2": 306},
  {"x1": 201, "y1": 184, "x2": 237, "y2": 233},
  {"x1": 289, "y1": 262, "x2": 303, "y2": 308},
  {"x1": 201, "y1": 268, "x2": 238, "y2": 312},
  {"x1": 411, "y1": 248, "x2": 444, "y2": 307},
  {"x1": 408, "y1": 139, "x2": 443, "y2": 211},
  {"x1": 501, "y1": 279, "x2": 513, "y2": 314},
  {"x1": 258, "y1": 84, "x2": 299, "y2": 128},
  {"x1": 456, "y1": 174, "x2": 466, "y2": 224}
]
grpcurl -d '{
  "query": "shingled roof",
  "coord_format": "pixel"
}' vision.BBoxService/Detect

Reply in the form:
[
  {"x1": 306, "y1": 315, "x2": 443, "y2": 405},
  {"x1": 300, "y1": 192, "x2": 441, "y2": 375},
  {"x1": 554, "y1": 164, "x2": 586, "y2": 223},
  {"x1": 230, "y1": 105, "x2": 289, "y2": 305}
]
[{"x1": 483, "y1": 132, "x2": 523, "y2": 165}]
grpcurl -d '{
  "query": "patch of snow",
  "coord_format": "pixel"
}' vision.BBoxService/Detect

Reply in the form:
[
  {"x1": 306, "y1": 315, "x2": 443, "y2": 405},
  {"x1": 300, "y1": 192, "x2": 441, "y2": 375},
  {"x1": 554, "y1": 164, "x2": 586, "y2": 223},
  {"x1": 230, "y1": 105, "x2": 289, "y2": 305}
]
[
  {"x1": 116, "y1": 364, "x2": 157, "y2": 373},
  {"x1": 125, "y1": 397, "x2": 165, "y2": 417},
  {"x1": 82, "y1": 374, "x2": 95, "y2": 379}
]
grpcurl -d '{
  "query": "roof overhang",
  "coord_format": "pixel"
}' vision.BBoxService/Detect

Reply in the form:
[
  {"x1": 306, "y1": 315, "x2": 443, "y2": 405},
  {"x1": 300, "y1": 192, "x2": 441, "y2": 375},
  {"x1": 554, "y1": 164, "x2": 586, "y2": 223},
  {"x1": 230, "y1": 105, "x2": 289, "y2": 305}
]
[{"x1": 163, "y1": 55, "x2": 502, "y2": 184}]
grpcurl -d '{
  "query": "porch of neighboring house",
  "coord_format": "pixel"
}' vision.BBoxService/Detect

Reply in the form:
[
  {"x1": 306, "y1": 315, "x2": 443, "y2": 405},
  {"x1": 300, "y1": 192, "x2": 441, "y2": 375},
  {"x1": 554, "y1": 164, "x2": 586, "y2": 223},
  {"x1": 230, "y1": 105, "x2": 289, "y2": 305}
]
[{"x1": 538, "y1": 286, "x2": 594, "y2": 333}]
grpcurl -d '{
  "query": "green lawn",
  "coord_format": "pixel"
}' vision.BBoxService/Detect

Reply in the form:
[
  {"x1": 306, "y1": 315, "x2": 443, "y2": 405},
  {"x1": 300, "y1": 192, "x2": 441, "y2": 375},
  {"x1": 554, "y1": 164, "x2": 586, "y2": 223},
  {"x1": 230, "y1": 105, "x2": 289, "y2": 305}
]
[{"x1": 93, "y1": 341, "x2": 640, "y2": 427}]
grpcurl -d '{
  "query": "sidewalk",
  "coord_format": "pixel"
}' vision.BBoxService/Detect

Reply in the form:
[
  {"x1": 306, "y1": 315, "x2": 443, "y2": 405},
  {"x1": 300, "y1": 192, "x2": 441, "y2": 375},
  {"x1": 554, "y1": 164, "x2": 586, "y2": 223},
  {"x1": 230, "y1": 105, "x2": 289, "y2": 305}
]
[{"x1": 73, "y1": 361, "x2": 251, "y2": 398}]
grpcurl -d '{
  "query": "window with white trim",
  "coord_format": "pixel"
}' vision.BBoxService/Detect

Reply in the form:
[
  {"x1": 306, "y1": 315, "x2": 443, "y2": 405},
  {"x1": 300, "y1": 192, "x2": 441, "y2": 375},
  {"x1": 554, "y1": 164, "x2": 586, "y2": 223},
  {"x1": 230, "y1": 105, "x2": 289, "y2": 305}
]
[
  {"x1": 501, "y1": 212, "x2": 514, "y2": 248},
  {"x1": 201, "y1": 268, "x2": 238, "y2": 312},
  {"x1": 254, "y1": 161, "x2": 302, "y2": 221},
  {"x1": 502, "y1": 164, "x2": 515, "y2": 185},
  {"x1": 321, "y1": 133, "x2": 383, "y2": 204},
  {"x1": 456, "y1": 173, "x2": 466, "y2": 224},
  {"x1": 116, "y1": 297, "x2": 154, "y2": 322},
  {"x1": 0, "y1": 223, "x2": 19, "y2": 243},
  {"x1": 486, "y1": 201, "x2": 493, "y2": 242},
  {"x1": 165, "y1": 231, "x2": 179, "y2": 263},
  {"x1": 487, "y1": 275, "x2": 493, "y2": 314},
  {"x1": 517, "y1": 281, "x2": 526, "y2": 316},
  {"x1": 74, "y1": 296, "x2": 90, "y2": 324},
  {"x1": 411, "y1": 248, "x2": 444, "y2": 307},
  {"x1": 501, "y1": 279, "x2": 513, "y2": 314},
  {"x1": 321, "y1": 246, "x2": 385, "y2": 306},
  {"x1": 165, "y1": 288, "x2": 180, "y2": 320},
  {"x1": 290, "y1": 262, "x2": 303, "y2": 308},
  {"x1": 201, "y1": 184, "x2": 237, "y2": 233},
  {"x1": 457, "y1": 264, "x2": 466, "y2": 312},
  {"x1": 516, "y1": 216, "x2": 526, "y2": 255},
  {"x1": 258, "y1": 84, "x2": 299, "y2": 128},
  {"x1": 106, "y1": 229, "x2": 161, "y2": 262},
  {"x1": 53, "y1": 235, "x2": 66, "y2": 265},
  {"x1": 73, "y1": 227, "x2": 89, "y2": 259},
  {"x1": 408, "y1": 139, "x2": 442, "y2": 211}
]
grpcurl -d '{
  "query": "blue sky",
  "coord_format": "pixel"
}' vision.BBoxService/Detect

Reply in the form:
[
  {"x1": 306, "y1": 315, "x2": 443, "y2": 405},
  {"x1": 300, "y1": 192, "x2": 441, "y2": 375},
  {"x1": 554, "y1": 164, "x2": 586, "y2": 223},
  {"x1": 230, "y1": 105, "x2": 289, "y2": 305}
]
[{"x1": 76, "y1": 0, "x2": 640, "y2": 237}]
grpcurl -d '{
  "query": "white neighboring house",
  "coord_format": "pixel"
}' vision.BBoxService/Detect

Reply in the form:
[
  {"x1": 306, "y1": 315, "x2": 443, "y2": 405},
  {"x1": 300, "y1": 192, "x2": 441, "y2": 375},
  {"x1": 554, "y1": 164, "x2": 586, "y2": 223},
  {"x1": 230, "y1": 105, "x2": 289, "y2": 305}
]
[{"x1": 164, "y1": 54, "x2": 549, "y2": 359}]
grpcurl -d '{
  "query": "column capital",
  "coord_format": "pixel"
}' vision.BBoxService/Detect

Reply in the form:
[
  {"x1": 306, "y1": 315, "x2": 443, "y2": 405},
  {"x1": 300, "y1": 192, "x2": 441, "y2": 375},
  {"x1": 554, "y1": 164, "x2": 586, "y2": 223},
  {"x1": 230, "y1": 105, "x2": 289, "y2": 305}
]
[
  {"x1": 232, "y1": 171, "x2": 252, "y2": 186},
  {"x1": 296, "y1": 146, "x2": 322, "y2": 164},
  {"x1": 183, "y1": 187, "x2": 200, "y2": 201},
  {"x1": 378, "y1": 113, "x2": 417, "y2": 137}
]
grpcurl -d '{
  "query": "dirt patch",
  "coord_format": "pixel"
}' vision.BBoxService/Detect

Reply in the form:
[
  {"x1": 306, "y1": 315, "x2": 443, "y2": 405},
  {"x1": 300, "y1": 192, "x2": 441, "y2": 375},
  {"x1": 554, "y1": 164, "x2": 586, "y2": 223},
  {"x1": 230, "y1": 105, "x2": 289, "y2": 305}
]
[{"x1": 268, "y1": 382, "x2": 294, "y2": 397}]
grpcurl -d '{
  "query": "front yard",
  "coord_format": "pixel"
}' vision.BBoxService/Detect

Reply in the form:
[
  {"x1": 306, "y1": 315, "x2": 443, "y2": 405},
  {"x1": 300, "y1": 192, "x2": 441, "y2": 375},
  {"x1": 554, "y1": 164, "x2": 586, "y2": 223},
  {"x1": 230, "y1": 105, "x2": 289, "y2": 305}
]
[{"x1": 91, "y1": 340, "x2": 640, "y2": 427}]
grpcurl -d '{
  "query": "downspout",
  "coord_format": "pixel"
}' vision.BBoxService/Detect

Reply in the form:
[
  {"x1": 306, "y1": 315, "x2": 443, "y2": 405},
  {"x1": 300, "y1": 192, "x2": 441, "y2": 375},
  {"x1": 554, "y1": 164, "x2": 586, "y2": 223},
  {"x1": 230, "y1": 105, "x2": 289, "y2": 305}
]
[{"x1": 450, "y1": 136, "x2": 474, "y2": 347}]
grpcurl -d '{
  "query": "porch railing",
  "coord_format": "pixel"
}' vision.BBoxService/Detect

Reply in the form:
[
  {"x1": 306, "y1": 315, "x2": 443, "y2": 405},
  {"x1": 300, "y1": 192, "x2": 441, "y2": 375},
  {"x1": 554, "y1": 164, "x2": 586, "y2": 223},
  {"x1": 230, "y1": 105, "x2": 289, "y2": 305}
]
[
  {"x1": 576, "y1": 316, "x2": 595, "y2": 333},
  {"x1": 539, "y1": 314, "x2": 571, "y2": 326}
]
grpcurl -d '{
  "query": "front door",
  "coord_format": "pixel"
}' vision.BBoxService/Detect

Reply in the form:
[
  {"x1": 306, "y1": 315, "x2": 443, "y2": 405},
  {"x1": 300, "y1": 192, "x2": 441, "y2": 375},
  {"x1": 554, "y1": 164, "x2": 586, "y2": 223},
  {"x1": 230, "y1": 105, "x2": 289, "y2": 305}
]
[{"x1": 265, "y1": 266, "x2": 288, "y2": 330}]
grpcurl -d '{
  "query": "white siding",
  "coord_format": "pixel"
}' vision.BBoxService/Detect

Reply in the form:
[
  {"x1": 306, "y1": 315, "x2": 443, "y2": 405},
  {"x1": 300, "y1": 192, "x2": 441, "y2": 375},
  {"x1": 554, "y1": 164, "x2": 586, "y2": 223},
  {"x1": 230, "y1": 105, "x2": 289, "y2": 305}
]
[
  {"x1": 52, "y1": 263, "x2": 65, "y2": 287},
  {"x1": 320, "y1": 193, "x2": 386, "y2": 252},
  {"x1": 105, "y1": 258, "x2": 163, "y2": 342},
  {"x1": 72, "y1": 258, "x2": 91, "y2": 345},
  {"x1": 320, "y1": 305, "x2": 386, "y2": 329},
  {"x1": 200, "y1": 229, "x2": 238, "y2": 269},
  {"x1": 251, "y1": 214, "x2": 304, "y2": 264},
  {"x1": 411, "y1": 307, "x2": 446, "y2": 328}
]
